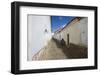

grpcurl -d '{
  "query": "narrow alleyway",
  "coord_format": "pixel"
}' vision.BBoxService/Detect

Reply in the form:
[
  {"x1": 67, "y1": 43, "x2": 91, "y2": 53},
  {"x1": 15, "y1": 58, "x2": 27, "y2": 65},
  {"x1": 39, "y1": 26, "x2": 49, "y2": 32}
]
[{"x1": 32, "y1": 38, "x2": 87, "y2": 60}]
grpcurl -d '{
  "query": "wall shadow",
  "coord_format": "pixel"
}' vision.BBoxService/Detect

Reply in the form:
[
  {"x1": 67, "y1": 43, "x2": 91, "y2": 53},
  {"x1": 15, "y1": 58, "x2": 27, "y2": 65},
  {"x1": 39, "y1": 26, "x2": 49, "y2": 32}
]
[{"x1": 52, "y1": 38, "x2": 88, "y2": 59}]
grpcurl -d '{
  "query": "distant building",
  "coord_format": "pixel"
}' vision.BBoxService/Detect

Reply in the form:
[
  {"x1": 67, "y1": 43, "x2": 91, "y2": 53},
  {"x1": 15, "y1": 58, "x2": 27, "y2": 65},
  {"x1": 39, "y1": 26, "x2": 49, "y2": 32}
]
[{"x1": 53, "y1": 17, "x2": 88, "y2": 46}]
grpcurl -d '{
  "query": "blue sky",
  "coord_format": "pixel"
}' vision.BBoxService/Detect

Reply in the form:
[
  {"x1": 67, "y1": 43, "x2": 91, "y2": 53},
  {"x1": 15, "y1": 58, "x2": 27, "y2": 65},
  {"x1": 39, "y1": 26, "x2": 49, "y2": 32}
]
[{"x1": 51, "y1": 16, "x2": 75, "y2": 32}]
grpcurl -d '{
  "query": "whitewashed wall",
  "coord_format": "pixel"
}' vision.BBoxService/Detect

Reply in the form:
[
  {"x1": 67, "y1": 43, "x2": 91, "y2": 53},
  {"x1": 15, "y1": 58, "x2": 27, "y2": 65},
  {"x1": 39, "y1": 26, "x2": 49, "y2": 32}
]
[
  {"x1": 67, "y1": 17, "x2": 88, "y2": 46},
  {"x1": 53, "y1": 17, "x2": 88, "y2": 46},
  {"x1": 53, "y1": 32, "x2": 61, "y2": 41},
  {"x1": 77, "y1": 18, "x2": 88, "y2": 46},
  {"x1": 27, "y1": 15, "x2": 52, "y2": 61}
]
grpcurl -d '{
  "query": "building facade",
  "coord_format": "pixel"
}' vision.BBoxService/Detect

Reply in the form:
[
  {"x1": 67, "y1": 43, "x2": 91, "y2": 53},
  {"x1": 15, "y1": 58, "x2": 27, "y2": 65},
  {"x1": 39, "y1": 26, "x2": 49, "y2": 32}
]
[{"x1": 53, "y1": 17, "x2": 88, "y2": 47}]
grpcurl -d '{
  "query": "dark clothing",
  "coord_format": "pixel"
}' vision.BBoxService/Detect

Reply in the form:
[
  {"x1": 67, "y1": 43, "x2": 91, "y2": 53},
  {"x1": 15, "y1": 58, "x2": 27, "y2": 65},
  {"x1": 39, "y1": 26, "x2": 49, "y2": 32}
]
[{"x1": 61, "y1": 39, "x2": 66, "y2": 46}]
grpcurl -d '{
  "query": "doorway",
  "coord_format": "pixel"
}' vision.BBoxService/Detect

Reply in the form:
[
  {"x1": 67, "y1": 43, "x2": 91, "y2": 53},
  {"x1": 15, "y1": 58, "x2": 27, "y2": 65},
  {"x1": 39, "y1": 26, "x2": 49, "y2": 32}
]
[{"x1": 67, "y1": 34, "x2": 69, "y2": 45}]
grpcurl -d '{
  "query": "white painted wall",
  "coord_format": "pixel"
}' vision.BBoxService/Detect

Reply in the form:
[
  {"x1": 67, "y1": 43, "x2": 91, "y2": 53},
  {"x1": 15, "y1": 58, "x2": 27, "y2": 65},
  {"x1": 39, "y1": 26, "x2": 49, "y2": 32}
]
[
  {"x1": 78, "y1": 18, "x2": 88, "y2": 46},
  {"x1": 53, "y1": 18, "x2": 88, "y2": 46},
  {"x1": 53, "y1": 32, "x2": 61, "y2": 41},
  {"x1": 28, "y1": 15, "x2": 52, "y2": 61},
  {"x1": 67, "y1": 17, "x2": 88, "y2": 46},
  {"x1": 53, "y1": 24, "x2": 66, "y2": 42}
]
